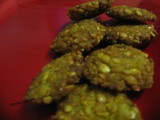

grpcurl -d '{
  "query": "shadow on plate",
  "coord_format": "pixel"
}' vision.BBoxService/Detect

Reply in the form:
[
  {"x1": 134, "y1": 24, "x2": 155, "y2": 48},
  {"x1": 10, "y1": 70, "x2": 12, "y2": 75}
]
[
  {"x1": 126, "y1": 90, "x2": 144, "y2": 100},
  {"x1": 47, "y1": 49, "x2": 62, "y2": 59},
  {"x1": 21, "y1": 102, "x2": 58, "y2": 120}
]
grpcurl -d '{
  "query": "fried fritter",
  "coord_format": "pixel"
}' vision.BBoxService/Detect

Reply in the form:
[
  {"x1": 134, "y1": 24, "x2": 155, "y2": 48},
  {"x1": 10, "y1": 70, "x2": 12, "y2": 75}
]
[
  {"x1": 106, "y1": 5, "x2": 157, "y2": 22},
  {"x1": 84, "y1": 44, "x2": 154, "y2": 91},
  {"x1": 51, "y1": 19, "x2": 106, "y2": 54},
  {"x1": 68, "y1": 0, "x2": 114, "y2": 21},
  {"x1": 25, "y1": 51, "x2": 84, "y2": 104},
  {"x1": 52, "y1": 85, "x2": 142, "y2": 120},
  {"x1": 105, "y1": 22, "x2": 157, "y2": 48}
]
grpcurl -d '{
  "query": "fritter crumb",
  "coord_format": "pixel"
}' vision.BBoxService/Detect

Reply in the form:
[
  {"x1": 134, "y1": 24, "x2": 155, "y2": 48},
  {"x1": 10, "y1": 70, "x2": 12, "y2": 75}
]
[
  {"x1": 51, "y1": 19, "x2": 106, "y2": 54},
  {"x1": 68, "y1": 0, "x2": 114, "y2": 21},
  {"x1": 52, "y1": 85, "x2": 142, "y2": 120},
  {"x1": 25, "y1": 51, "x2": 84, "y2": 104},
  {"x1": 84, "y1": 44, "x2": 154, "y2": 91},
  {"x1": 106, "y1": 5, "x2": 157, "y2": 22},
  {"x1": 104, "y1": 22, "x2": 157, "y2": 48}
]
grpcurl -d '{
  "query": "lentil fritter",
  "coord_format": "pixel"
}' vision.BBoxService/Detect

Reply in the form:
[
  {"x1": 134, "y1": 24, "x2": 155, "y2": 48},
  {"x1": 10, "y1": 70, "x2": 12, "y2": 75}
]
[
  {"x1": 106, "y1": 5, "x2": 157, "y2": 22},
  {"x1": 52, "y1": 85, "x2": 142, "y2": 120},
  {"x1": 67, "y1": 0, "x2": 114, "y2": 21},
  {"x1": 51, "y1": 19, "x2": 106, "y2": 54},
  {"x1": 84, "y1": 44, "x2": 154, "y2": 91},
  {"x1": 25, "y1": 51, "x2": 84, "y2": 104},
  {"x1": 105, "y1": 22, "x2": 157, "y2": 48}
]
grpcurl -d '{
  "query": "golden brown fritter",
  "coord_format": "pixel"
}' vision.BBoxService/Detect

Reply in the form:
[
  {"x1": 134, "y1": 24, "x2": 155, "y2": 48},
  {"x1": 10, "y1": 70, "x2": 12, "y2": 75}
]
[
  {"x1": 68, "y1": 0, "x2": 114, "y2": 21},
  {"x1": 52, "y1": 85, "x2": 142, "y2": 120},
  {"x1": 106, "y1": 5, "x2": 157, "y2": 22},
  {"x1": 25, "y1": 51, "x2": 84, "y2": 104},
  {"x1": 84, "y1": 44, "x2": 154, "y2": 91},
  {"x1": 51, "y1": 19, "x2": 106, "y2": 54},
  {"x1": 105, "y1": 22, "x2": 157, "y2": 48}
]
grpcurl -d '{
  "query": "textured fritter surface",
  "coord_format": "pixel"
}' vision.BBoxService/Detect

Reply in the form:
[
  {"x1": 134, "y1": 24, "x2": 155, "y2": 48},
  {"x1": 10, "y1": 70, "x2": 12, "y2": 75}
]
[
  {"x1": 53, "y1": 85, "x2": 142, "y2": 120},
  {"x1": 51, "y1": 19, "x2": 106, "y2": 54},
  {"x1": 106, "y1": 5, "x2": 157, "y2": 22},
  {"x1": 68, "y1": 0, "x2": 114, "y2": 21},
  {"x1": 105, "y1": 22, "x2": 157, "y2": 48},
  {"x1": 25, "y1": 51, "x2": 84, "y2": 104},
  {"x1": 84, "y1": 44, "x2": 154, "y2": 91}
]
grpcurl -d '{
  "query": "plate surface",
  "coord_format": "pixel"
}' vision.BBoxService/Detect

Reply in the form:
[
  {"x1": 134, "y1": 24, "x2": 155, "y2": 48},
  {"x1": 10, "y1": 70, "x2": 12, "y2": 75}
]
[{"x1": 0, "y1": 0, "x2": 160, "y2": 120}]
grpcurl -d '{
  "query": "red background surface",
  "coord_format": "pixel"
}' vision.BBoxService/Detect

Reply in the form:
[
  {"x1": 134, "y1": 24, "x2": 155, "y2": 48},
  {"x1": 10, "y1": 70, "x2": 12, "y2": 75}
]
[{"x1": 0, "y1": 0, "x2": 160, "y2": 120}]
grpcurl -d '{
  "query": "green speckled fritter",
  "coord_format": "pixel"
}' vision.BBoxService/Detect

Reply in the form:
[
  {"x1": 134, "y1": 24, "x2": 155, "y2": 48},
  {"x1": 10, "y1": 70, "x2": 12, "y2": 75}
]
[
  {"x1": 51, "y1": 19, "x2": 106, "y2": 54},
  {"x1": 105, "y1": 22, "x2": 157, "y2": 48},
  {"x1": 84, "y1": 44, "x2": 154, "y2": 91},
  {"x1": 67, "y1": 0, "x2": 114, "y2": 21},
  {"x1": 52, "y1": 85, "x2": 142, "y2": 120},
  {"x1": 25, "y1": 51, "x2": 84, "y2": 104},
  {"x1": 106, "y1": 5, "x2": 157, "y2": 22}
]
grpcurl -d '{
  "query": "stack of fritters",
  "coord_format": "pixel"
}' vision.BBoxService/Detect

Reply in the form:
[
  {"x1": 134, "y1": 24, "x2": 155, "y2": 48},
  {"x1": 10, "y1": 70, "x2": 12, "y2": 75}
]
[{"x1": 25, "y1": 0, "x2": 157, "y2": 119}]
